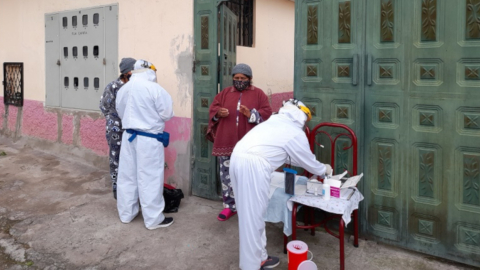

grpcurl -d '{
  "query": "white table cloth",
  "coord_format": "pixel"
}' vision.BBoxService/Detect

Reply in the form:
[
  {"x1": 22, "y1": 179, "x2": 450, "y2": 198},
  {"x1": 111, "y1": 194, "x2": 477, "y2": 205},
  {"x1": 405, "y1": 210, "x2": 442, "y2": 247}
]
[
  {"x1": 288, "y1": 188, "x2": 363, "y2": 226},
  {"x1": 265, "y1": 172, "x2": 363, "y2": 236}
]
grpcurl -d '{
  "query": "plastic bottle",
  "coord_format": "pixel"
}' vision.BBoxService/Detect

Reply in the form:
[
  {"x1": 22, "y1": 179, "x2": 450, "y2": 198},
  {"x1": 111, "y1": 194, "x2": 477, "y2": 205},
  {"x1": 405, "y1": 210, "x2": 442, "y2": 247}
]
[{"x1": 322, "y1": 183, "x2": 330, "y2": 200}]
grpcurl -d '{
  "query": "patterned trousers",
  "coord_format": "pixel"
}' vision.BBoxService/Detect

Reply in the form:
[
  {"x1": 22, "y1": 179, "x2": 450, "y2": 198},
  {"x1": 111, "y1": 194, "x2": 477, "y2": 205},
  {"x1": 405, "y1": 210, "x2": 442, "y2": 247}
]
[
  {"x1": 106, "y1": 127, "x2": 123, "y2": 192},
  {"x1": 218, "y1": 156, "x2": 236, "y2": 211}
]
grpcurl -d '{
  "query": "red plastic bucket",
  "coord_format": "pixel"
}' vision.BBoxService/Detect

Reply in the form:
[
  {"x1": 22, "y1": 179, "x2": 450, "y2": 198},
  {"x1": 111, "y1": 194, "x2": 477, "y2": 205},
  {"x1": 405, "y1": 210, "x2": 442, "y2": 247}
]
[{"x1": 287, "y1": 240, "x2": 308, "y2": 270}]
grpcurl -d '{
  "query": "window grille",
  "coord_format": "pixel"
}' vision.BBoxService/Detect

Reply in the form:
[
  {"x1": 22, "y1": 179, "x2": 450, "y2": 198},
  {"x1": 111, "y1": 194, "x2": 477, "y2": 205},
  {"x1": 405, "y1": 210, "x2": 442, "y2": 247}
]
[
  {"x1": 225, "y1": 0, "x2": 254, "y2": 47},
  {"x1": 3, "y1": 62, "x2": 24, "y2": 107}
]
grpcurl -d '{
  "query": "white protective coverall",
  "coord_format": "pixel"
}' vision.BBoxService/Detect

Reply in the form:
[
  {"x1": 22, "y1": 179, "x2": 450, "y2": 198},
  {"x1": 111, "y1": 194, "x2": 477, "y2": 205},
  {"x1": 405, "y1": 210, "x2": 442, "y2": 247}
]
[
  {"x1": 115, "y1": 60, "x2": 174, "y2": 228},
  {"x1": 230, "y1": 102, "x2": 327, "y2": 270}
]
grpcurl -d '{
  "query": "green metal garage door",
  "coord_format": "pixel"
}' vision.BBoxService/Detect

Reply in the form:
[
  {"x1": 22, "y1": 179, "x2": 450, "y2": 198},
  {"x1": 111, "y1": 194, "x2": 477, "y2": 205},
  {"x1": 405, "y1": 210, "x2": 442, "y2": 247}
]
[{"x1": 294, "y1": 0, "x2": 480, "y2": 267}]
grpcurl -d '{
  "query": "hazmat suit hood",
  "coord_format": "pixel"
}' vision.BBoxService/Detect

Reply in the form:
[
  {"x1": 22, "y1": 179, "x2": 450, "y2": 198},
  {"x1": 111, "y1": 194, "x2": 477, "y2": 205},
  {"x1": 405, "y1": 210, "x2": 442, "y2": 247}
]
[
  {"x1": 131, "y1": 60, "x2": 157, "y2": 82},
  {"x1": 278, "y1": 100, "x2": 307, "y2": 129}
]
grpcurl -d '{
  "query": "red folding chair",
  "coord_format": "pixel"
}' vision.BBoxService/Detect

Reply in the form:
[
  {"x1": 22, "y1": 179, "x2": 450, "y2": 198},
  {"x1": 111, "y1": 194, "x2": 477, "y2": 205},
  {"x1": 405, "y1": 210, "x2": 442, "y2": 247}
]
[{"x1": 286, "y1": 123, "x2": 359, "y2": 270}]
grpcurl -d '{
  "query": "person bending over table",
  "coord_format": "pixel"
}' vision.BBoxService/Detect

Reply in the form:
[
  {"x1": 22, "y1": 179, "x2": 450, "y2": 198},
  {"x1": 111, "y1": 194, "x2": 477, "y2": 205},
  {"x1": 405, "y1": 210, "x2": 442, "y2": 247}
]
[{"x1": 230, "y1": 99, "x2": 332, "y2": 270}]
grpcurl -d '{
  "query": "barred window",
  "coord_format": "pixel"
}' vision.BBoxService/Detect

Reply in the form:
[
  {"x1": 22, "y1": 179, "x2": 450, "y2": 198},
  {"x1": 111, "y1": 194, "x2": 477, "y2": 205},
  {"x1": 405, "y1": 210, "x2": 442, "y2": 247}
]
[{"x1": 225, "y1": 0, "x2": 254, "y2": 47}]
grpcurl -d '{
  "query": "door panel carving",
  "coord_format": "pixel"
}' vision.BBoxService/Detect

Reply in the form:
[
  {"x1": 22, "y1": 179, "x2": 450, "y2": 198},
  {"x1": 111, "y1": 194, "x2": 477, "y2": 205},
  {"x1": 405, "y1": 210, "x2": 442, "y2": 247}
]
[{"x1": 295, "y1": 0, "x2": 480, "y2": 266}]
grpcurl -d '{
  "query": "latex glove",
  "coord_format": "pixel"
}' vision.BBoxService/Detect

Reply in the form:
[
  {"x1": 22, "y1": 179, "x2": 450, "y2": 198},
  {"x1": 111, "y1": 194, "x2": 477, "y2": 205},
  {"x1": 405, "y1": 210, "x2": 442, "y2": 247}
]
[{"x1": 324, "y1": 164, "x2": 333, "y2": 177}]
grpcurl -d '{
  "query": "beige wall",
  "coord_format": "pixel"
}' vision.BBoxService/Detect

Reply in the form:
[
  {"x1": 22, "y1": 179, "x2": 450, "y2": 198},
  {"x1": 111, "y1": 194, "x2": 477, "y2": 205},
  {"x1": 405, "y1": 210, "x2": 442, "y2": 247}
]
[
  {"x1": 237, "y1": 0, "x2": 295, "y2": 98},
  {"x1": 0, "y1": 0, "x2": 294, "y2": 118},
  {"x1": 0, "y1": 0, "x2": 194, "y2": 118}
]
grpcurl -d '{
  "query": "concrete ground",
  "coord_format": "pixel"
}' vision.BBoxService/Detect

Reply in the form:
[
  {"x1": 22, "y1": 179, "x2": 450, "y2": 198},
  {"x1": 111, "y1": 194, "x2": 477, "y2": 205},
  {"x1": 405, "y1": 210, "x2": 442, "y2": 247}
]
[{"x1": 0, "y1": 136, "x2": 477, "y2": 270}]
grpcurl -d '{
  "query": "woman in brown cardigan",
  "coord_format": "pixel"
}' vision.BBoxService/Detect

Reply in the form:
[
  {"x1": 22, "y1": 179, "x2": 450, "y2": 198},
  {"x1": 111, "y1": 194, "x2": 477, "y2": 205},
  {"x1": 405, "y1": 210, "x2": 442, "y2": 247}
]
[{"x1": 207, "y1": 63, "x2": 272, "y2": 221}]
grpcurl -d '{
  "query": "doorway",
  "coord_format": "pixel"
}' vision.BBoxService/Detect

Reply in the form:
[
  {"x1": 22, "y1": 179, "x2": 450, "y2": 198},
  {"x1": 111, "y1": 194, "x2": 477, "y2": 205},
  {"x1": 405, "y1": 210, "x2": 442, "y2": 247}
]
[{"x1": 192, "y1": 1, "x2": 238, "y2": 200}]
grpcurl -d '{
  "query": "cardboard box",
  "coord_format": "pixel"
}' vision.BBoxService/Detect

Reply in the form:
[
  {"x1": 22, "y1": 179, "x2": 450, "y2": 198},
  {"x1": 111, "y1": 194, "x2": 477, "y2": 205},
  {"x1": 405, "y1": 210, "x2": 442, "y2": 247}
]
[
  {"x1": 325, "y1": 172, "x2": 363, "y2": 198},
  {"x1": 306, "y1": 179, "x2": 323, "y2": 195}
]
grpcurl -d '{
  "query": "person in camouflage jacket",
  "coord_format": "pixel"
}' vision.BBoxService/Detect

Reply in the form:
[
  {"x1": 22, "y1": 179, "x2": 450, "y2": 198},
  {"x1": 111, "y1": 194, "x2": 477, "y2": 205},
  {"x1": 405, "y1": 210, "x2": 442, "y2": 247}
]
[{"x1": 99, "y1": 57, "x2": 136, "y2": 199}]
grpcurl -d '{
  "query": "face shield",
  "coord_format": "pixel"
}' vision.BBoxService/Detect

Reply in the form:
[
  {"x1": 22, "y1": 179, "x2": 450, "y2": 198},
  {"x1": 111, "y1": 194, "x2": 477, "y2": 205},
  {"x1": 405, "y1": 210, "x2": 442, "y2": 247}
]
[
  {"x1": 278, "y1": 100, "x2": 308, "y2": 128},
  {"x1": 282, "y1": 99, "x2": 311, "y2": 119},
  {"x1": 131, "y1": 60, "x2": 158, "y2": 82}
]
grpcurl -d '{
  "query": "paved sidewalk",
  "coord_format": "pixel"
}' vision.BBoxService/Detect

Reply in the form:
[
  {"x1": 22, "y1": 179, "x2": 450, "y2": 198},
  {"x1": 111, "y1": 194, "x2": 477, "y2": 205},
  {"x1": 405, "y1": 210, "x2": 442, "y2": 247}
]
[{"x1": 0, "y1": 136, "x2": 476, "y2": 270}]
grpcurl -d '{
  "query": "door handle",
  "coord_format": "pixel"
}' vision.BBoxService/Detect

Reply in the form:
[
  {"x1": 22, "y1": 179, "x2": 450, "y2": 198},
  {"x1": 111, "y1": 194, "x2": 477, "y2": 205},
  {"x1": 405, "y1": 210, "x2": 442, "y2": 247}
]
[
  {"x1": 366, "y1": 54, "x2": 373, "y2": 86},
  {"x1": 352, "y1": 54, "x2": 359, "y2": 86}
]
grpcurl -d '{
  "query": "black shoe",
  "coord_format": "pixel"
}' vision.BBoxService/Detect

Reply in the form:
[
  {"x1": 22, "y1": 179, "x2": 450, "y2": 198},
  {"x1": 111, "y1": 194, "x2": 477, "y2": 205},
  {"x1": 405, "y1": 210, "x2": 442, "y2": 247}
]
[
  {"x1": 146, "y1": 217, "x2": 174, "y2": 230},
  {"x1": 113, "y1": 189, "x2": 117, "y2": 200},
  {"x1": 262, "y1": 255, "x2": 280, "y2": 268}
]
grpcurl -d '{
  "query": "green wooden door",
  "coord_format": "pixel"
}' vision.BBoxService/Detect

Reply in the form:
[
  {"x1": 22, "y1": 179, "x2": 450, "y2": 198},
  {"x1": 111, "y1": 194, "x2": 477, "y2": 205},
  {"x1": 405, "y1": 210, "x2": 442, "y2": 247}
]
[
  {"x1": 192, "y1": 0, "x2": 219, "y2": 200},
  {"x1": 403, "y1": 0, "x2": 480, "y2": 264},
  {"x1": 219, "y1": 4, "x2": 237, "y2": 91},
  {"x1": 192, "y1": 1, "x2": 237, "y2": 200},
  {"x1": 295, "y1": 0, "x2": 480, "y2": 266},
  {"x1": 294, "y1": 0, "x2": 365, "y2": 178},
  {"x1": 363, "y1": 0, "x2": 407, "y2": 247}
]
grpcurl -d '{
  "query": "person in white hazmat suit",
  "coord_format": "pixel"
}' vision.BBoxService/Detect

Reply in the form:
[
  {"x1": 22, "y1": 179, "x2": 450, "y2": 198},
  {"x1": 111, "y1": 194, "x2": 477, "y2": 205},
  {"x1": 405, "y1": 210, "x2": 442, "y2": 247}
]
[
  {"x1": 230, "y1": 99, "x2": 333, "y2": 270},
  {"x1": 115, "y1": 59, "x2": 175, "y2": 230}
]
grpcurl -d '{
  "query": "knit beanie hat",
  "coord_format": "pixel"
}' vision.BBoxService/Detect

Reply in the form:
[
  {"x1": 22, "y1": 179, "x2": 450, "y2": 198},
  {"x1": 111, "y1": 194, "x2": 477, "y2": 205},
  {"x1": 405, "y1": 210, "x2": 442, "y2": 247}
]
[
  {"x1": 119, "y1": 57, "x2": 136, "y2": 74},
  {"x1": 232, "y1": 63, "x2": 252, "y2": 78}
]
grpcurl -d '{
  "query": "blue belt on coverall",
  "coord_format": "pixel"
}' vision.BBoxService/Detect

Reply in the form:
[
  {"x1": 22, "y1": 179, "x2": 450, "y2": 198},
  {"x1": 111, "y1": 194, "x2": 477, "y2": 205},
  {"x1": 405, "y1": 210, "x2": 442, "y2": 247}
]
[{"x1": 126, "y1": 129, "x2": 170, "y2": 147}]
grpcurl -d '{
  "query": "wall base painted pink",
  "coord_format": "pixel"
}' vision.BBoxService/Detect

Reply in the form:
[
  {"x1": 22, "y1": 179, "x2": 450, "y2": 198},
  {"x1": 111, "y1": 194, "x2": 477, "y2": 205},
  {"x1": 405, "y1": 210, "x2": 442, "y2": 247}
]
[{"x1": 0, "y1": 93, "x2": 293, "y2": 192}]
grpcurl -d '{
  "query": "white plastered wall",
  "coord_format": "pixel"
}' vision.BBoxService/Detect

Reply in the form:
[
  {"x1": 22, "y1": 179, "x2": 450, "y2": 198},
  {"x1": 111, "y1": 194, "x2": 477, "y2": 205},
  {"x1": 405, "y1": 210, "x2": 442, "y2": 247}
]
[
  {"x1": 236, "y1": 0, "x2": 295, "y2": 98},
  {"x1": 0, "y1": 0, "x2": 194, "y2": 118}
]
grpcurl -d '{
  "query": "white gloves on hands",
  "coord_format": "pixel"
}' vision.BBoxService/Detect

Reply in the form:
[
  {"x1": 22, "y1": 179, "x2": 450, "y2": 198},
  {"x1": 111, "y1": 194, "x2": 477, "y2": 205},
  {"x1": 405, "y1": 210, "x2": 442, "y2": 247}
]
[{"x1": 324, "y1": 164, "x2": 333, "y2": 177}]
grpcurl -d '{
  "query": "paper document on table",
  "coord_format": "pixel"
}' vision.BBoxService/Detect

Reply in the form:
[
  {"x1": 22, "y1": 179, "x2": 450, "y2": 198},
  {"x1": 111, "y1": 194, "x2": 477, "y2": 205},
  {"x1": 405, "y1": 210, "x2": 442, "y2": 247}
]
[
  {"x1": 329, "y1": 171, "x2": 348, "y2": 181},
  {"x1": 341, "y1": 173, "x2": 363, "y2": 189},
  {"x1": 340, "y1": 188, "x2": 355, "y2": 199}
]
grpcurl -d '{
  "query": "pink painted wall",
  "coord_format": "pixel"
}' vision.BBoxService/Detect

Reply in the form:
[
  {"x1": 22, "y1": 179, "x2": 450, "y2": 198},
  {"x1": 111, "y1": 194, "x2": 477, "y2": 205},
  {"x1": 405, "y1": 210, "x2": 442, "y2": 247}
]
[
  {"x1": 270, "y1": 91, "x2": 294, "y2": 113},
  {"x1": 0, "y1": 97, "x2": 4, "y2": 120},
  {"x1": 164, "y1": 117, "x2": 192, "y2": 185},
  {"x1": 62, "y1": 114, "x2": 74, "y2": 145},
  {"x1": 1, "y1": 97, "x2": 198, "y2": 192},
  {"x1": 7, "y1": 105, "x2": 18, "y2": 131},
  {"x1": 79, "y1": 116, "x2": 108, "y2": 156},
  {"x1": 165, "y1": 116, "x2": 192, "y2": 142},
  {"x1": 76, "y1": 115, "x2": 192, "y2": 165},
  {"x1": 164, "y1": 146, "x2": 178, "y2": 184},
  {"x1": 22, "y1": 100, "x2": 57, "y2": 141},
  {"x1": 1, "y1": 98, "x2": 194, "y2": 191}
]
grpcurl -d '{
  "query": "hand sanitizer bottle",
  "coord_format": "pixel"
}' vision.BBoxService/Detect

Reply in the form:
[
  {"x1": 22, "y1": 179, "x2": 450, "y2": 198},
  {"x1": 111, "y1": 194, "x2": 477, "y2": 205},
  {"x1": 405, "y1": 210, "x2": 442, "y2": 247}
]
[{"x1": 322, "y1": 182, "x2": 330, "y2": 200}]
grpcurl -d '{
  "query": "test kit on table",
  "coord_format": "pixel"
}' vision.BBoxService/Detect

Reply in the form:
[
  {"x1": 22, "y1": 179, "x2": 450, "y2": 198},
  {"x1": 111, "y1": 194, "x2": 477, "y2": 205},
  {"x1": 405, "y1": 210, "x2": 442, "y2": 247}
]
[{"x1": 306, "y1": 171, "x2": 363, "y2": 199}]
